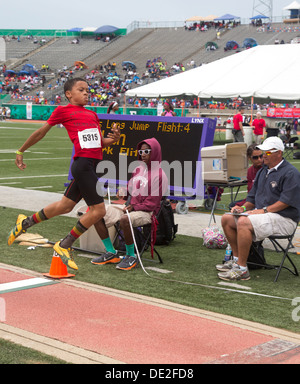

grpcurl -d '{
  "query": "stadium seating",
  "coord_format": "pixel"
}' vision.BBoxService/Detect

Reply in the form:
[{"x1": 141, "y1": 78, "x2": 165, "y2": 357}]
[{"x1": 2, "y1": 22, "x2": 300, "y2": 103}]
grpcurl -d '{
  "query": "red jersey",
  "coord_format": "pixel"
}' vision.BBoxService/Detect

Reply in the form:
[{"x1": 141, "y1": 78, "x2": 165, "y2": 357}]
[
  {"x1": 47, "y1": 104, "x2": 103, "y2": 160},
  {"x1": 252, "y1": 118, "x2": 266, "y2": 135},
  {"x1": 233, "y1": 113, "x2": 243, "y2": 131}
]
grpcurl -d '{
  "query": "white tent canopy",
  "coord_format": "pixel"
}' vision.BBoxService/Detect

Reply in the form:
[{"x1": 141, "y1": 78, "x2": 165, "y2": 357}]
[
  {"x1": 283, "y1": 1, "x2": 300, "y2": 10},
  {"x1": 125, "y1": 44, "x2": 300, "y2": 101}
]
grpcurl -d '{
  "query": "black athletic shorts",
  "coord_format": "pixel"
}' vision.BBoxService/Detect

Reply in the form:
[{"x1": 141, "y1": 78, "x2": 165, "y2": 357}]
[{"x1": 64, "y1": 157, "x2": 104, "y2": 206}]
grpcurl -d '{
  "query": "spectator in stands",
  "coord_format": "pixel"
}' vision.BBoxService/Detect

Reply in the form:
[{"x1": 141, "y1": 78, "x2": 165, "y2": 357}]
[
  {"x1": 293, "y1": 118, "x2": 298, "y2": 133},
  {"x1": 41, "y1": 76, "x2": 46, "y2": 87},
  {"x1": 161, "y1": 101, "x2": 176, "y2": 117},
  {"x1": 107, "y1": 101, "x2": 119, "y2": 114},
  {"x1": 5, "y1": 107, "x2": 11, "y2": 119},
  {"x1": 192, "y1": 98, "x2": 198, "y2": 109}
]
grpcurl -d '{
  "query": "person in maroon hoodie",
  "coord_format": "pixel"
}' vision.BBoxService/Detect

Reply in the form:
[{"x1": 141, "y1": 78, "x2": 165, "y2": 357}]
[
  {"x1": 92, "y1": 137, "x2": 168, "y2": 271},
  {"x1": 229, "y1": 144, "x2": 263, "y2": 209}
]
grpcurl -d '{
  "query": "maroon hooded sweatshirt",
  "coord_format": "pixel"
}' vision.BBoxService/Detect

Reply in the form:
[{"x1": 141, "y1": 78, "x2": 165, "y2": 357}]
[{"x1": 127, "y1": 137, "x2": 168, "y2": 215}]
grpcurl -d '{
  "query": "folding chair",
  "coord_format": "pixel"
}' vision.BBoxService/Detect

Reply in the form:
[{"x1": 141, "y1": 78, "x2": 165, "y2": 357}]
[
  {"x1": 247, "y1": 225, "x2": 299, "y2": 282},
  {"x1": 284, "y1": 137, "x2": 298, "y2": 160},
  {"x1": 113, "y1": 201, "x2": 164, "y2": 264}
]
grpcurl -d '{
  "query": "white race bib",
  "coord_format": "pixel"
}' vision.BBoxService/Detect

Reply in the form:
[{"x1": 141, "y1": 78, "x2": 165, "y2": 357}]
[{"x1": 78, "y1": 128, "x2": 101, "y2": 149}]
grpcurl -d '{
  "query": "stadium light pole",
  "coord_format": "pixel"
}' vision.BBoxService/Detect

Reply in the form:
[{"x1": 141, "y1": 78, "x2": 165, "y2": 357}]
[{"x1": 252, "y1": 0, "x2": 273, "y2": 21}]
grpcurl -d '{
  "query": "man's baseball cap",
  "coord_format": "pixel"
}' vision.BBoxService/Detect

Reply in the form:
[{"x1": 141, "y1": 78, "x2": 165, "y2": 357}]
[{"x1": 257, "y1": 136, "x2": 284, "y2": 152}]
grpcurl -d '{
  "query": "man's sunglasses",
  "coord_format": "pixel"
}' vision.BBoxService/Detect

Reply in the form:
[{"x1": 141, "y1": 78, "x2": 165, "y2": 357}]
[
  {"x1": 251, "y1": 154, "x2": 263, "y2": 160},
  {"x1": 262, "y1": 150, "x2": 279, "y2": 156},
  {"x1": 138, "y1": 149, "x2": 151, "y2": 155}
]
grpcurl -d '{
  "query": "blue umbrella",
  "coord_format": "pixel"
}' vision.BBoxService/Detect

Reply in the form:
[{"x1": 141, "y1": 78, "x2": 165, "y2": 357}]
[
  {"x1": 4, "y1": 70, "x2": 16, "y2": 76},
  {"x1": 18, "y1": 70, "x2": 31, "y2": 76},
  {"x1": 94, "y1": 25, "x2": 119, "y2": 34},
  {"x1": 242, "y1": 37, "x2": 258, "y2": 48},
  {"x1": 225, "y1": 40, "x2": 240, "y2": 50},
  {"x1": 22, "y1": 64, "x2": 34, "y2": 69},
  {"x1": 122, "y1": 61, "x2": 136, "y2": 69}
]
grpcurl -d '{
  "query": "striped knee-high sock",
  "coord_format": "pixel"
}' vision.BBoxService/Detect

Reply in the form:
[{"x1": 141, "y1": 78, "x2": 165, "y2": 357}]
[
  {"x1": 22, "y1": 209, "x2": 48, "y2": 230},
  {"x1": 59, "y1": 220, "x2": 88, "y2": 249}
]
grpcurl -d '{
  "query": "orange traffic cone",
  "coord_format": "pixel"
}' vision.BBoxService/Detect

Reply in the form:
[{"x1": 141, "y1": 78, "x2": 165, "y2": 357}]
[{"x1": 43, "y1": 251, "x2": 75, "y2": 279}]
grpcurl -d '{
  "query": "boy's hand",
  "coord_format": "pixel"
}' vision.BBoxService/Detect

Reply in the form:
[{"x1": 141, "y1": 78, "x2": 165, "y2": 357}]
[
  {"x1": 15, "y1": 154, "x2": 26, "y2": 170},
  {"x1": 107, "y1": 123, "x2": 120, "y2": 142}
]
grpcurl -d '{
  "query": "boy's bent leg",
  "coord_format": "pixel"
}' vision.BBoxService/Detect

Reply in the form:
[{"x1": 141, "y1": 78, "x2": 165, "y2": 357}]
[
  {"x1": 78, "y1": 202, "x2": 106, "y2": 229},
  {"x1": 43, "y1": 196, "x2": 77, "y2": 219},
  {"x1": 55, "y1": 202, "x2": 107, "y2": 270}
]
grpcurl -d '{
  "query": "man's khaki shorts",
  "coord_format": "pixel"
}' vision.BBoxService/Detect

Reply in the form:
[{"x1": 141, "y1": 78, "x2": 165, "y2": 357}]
[
  {"x1": 247, "y1": 213, "x2": 297, "y2": 242},
  {"x1": 104, "y1": 205, "x2": 152, "y2": 228}
]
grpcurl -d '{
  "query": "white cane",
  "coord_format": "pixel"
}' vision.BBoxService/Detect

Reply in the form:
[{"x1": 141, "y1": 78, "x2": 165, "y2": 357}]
[{"x1": 126, "y1": 209, "x2": 150, "y2": 276}]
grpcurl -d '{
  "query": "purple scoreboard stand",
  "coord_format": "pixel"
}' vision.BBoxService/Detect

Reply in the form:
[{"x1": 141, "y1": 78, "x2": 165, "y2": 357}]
[{"x1": 66, "y1": 114, "x2": 217, "y2": 213}]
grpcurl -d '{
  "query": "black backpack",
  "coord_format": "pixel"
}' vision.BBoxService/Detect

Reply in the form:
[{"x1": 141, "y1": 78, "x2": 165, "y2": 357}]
[
  {"x1": 247, "y1": 241, "x2": 266, "y2": 270},
  {"x1": 155, "y1": 200, "x2": 178, "y2": 245}
]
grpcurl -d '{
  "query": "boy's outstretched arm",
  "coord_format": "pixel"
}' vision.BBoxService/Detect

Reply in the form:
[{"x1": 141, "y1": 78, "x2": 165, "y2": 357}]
[{"x1": 15, "y1": 122, "x2": 53, "y2": 170}]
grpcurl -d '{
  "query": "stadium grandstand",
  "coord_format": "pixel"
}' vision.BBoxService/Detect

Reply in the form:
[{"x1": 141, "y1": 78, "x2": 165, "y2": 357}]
[{"x1": 1, "y1": 16, "x2": 300, "y2": 115}]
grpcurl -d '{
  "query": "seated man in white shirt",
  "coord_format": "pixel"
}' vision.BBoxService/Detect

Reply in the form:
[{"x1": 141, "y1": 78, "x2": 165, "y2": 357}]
[{"x1": 218, "y1": 137, "x2": 300, "y2": 281}]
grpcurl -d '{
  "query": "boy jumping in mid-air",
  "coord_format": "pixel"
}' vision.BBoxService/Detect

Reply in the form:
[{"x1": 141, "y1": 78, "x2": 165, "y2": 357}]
[{"x1": 8, "y1": 77, "x2": 120, "y2": 271}]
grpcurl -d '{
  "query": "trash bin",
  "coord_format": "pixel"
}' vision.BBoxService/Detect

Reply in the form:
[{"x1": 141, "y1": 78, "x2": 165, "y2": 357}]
[
  {"x1": 225, "y1": 123, "x2": 233, "y2": 140},
  {"x1": 243, "y1": 126, "x2": 253, "y2": 146},
  {"x1": 77, "y1": 205, "x2": 116, "y2": 253}
]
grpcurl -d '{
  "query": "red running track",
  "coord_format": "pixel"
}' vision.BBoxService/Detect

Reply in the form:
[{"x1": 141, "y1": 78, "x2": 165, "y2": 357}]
[{"x1": 1, "y1": 266, "x2": 300, "y2": 364}]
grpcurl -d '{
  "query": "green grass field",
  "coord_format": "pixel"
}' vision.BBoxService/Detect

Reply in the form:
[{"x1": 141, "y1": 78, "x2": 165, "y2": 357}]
[
  {"x1": 0, "y1": 121, "x2": 73, "y2": 193},
  {"x1": 1, "y1": 120, "x2": 300, "y2": 362}
]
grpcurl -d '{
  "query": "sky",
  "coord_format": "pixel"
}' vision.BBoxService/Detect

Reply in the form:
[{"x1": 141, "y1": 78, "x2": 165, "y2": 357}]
[{"x1": 0, "y1": 0, "x2": 294, "y2": 30}]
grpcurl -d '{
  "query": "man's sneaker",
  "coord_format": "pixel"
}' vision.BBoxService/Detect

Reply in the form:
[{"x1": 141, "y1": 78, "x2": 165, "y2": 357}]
[
  {"x1": 7, "y1": 214, "x2": 27, "y2": 246},
  {"x1": 216, "y1": 259, "x2": 237, "y2": 272},
  {"x1": 116, "y1": 255, "x2": 138, "y2": 271},
  {"x1": 91, "y1": 251, "x2": 120, "y2": 265},
  {"x1": 53, "y1": 241, "x2": 78, "y2": 270},
  {"x1": 218, "y1": 266, "x2": 250, "y2": 281}
]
